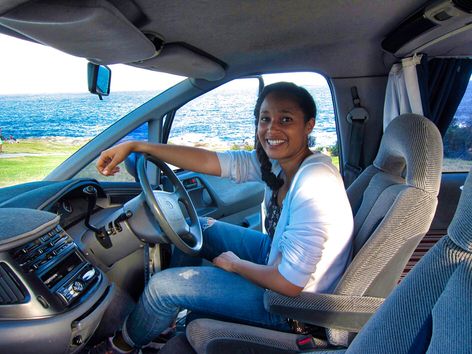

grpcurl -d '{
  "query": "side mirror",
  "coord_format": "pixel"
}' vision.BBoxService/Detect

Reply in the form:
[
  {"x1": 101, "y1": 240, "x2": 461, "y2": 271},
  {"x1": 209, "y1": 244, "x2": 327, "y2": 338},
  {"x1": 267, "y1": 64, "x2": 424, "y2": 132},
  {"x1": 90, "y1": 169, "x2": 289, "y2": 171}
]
[{"x1": 88, "y1": 63, "x2": 111, "y2": 100}]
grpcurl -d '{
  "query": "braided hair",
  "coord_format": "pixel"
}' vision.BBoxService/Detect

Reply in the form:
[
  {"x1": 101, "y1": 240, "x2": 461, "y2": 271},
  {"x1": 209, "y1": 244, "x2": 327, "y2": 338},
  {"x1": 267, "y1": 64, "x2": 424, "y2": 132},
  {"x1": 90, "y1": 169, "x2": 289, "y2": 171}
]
[{"x1": 254, "y1": 82, "x2": 316, "y2": 190}]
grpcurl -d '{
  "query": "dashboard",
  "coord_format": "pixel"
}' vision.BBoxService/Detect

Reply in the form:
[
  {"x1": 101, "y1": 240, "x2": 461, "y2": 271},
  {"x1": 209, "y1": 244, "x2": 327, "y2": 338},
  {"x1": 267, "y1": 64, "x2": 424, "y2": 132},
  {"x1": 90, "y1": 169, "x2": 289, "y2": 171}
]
[
  {"x1": 0, "y1": 180, "x2": 115, "y2": 354},
  {"x1": 0, "y1": 174, "x2": 264, "y2": 353}
]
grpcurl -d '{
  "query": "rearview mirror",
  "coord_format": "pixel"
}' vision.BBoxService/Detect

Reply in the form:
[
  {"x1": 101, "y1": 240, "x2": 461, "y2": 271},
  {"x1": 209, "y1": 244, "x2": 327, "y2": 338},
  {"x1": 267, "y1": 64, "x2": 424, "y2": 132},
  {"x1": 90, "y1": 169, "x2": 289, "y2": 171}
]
[{"x1": 87, "y1": 63, "x2": 111, "y2": 100}]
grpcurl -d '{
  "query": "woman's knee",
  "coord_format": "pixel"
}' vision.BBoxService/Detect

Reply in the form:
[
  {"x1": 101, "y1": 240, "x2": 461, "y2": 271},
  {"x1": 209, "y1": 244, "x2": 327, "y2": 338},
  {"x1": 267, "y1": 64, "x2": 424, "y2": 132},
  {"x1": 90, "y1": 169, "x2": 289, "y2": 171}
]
[
  {"x1": 145, "y1": 267, "x2": 203, "y2": 303},
  {"x1": 144, "y1": 268, "x2": 183, "y2": 308}
]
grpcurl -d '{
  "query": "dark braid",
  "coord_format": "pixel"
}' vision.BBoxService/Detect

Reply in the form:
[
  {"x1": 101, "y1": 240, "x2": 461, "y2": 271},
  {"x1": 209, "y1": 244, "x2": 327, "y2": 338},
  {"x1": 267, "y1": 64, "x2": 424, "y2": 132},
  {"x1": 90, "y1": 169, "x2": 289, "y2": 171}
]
[
  {"x1": 256, "y1": 138, "x2": 284, "y2": 190},
  {"x1": 253, "y1": 82, "x2": 316, "y2": 191}
]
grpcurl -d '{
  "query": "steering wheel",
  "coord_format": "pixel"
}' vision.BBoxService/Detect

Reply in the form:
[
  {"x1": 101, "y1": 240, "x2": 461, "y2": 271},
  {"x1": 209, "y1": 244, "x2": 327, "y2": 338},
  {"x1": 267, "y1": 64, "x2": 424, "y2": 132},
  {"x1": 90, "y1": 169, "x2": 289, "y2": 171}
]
[{"x1": 137, "y1": 154, "x2": 202, "y2": 255}]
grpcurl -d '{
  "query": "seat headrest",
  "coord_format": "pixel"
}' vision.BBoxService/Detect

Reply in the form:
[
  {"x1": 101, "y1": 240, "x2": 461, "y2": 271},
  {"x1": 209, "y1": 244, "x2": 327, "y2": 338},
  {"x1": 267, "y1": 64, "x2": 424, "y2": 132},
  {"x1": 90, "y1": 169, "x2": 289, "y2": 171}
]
[
  {"x1": 448, "y1": 169, "x2": 472, "y2": 252},
  {"x1": 373, "y1": 114, "x2": 442, "y2": 195}
]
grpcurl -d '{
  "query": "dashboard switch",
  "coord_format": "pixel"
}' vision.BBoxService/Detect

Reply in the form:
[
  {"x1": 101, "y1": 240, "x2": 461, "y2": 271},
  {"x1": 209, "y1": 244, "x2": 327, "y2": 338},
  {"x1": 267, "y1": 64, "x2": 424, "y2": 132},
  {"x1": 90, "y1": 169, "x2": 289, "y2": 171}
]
[
  {"x1": 82, "y1": 268, "x2": 96, "y2": 281},
  {"x1": 183, "y1": 177, "x2": 199, "y2": 190},
  {"x1": 72, "y1": 335, "x2": 83, "y2": 346},
  {"x1": 37, "y1": 295, "x2": 50, "y2": 309}
]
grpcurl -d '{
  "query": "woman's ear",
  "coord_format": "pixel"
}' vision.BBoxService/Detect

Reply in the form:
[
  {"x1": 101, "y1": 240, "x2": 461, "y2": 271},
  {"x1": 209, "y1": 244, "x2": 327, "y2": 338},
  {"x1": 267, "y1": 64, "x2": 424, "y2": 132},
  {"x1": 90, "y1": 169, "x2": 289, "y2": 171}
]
[{"x1": 305, "y1": 117, "x2": 315, "y2": 134}]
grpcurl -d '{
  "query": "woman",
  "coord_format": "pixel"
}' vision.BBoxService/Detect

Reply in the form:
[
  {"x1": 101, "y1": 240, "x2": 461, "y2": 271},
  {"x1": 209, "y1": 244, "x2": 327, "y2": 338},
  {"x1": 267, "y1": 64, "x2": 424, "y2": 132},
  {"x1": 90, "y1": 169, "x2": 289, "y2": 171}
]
[{"x1": 97, "y1": 82, "x2": 353, "y2": 352}]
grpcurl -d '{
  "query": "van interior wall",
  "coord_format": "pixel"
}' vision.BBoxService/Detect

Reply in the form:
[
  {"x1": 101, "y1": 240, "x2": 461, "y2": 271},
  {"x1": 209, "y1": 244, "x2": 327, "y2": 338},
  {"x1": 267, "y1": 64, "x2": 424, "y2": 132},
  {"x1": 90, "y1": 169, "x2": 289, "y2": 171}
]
[{"x1": 331, "y1": 76, "x2": 387, "y2": 171}]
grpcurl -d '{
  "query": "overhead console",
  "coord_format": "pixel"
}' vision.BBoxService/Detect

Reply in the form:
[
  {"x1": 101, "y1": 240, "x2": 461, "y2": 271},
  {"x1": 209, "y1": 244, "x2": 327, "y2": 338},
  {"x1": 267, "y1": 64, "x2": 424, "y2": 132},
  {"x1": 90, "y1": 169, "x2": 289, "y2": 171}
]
[
  {"x1": 0, "y1": 208, "x2": 114, "y2": 354},
  {"x1": 382, "y1": 0, "x2": 472, "y2": 57}
]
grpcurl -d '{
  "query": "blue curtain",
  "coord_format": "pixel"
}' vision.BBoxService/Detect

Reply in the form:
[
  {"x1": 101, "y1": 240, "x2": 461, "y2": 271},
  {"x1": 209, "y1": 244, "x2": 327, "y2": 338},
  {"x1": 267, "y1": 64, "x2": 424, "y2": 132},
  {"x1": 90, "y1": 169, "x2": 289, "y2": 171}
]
[{"x1": 419, "y1": 58, "x2": 472, "y2": 136}]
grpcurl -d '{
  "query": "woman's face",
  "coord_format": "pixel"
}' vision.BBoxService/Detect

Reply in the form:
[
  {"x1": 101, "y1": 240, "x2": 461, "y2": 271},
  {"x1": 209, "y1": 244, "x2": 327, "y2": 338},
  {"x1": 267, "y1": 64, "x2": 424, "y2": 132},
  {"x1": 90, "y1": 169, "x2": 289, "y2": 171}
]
[{"x1": 257, "y1": 92, "x2": 315, "y2": 163}]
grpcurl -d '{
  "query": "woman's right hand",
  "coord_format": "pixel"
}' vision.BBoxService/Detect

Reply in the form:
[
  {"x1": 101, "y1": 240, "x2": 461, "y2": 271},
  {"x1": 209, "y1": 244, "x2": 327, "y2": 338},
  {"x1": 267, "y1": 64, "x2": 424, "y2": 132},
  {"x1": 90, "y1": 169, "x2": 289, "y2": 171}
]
[{"x1": 96, "y1": 141, "x2": 136, "y2": 176}]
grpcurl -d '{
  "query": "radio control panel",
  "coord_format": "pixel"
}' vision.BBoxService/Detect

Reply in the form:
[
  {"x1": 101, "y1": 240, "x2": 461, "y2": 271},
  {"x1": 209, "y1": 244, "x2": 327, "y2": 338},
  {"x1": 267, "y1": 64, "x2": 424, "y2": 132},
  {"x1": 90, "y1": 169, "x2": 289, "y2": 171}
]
[
  {"x1": 11, "y1": 225, "x2": 74, "y2": 274},
  {"x1": 56, "y1": 265, "x2": 97, "y2": 305},
  {"x1": 9, "y1": 225, "x2": 100, "y2": 308}
]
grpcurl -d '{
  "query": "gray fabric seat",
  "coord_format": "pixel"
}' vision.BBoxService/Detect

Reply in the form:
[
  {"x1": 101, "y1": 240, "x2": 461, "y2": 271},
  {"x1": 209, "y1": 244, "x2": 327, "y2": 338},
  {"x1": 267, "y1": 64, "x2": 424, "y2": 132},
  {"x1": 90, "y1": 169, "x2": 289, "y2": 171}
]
[
  {"x1": 185, "y1": 114, "x2": 444, "y2": 353},
  {"x1": 345, "y1": 169, "x2": 472, "y2": 353},
  {"x1": 186, "y1": 169, "x2": 472, "y2": 354}
]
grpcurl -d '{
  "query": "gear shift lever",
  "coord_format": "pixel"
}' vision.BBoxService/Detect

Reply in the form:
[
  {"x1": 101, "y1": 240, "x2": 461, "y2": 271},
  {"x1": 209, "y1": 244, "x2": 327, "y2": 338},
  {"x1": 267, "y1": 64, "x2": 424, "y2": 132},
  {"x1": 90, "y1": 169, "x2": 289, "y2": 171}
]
[{"x1": 82, "y1": 185, "x2": 111, "y2": 247}]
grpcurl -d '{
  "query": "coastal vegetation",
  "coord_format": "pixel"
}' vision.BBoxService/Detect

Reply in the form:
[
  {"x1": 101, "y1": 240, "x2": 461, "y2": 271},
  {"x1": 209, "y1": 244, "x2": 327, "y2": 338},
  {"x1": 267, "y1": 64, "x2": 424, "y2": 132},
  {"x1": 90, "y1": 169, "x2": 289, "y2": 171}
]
[
  {"x1": 0, "y1": 139, "x2": 343, "y2": 187},
  {"x1": 1, "y1": 139, "x2": 80, "y2": 155},
  {"x1": 1, "y1": 135, "x2": 469, "y2": 188}
]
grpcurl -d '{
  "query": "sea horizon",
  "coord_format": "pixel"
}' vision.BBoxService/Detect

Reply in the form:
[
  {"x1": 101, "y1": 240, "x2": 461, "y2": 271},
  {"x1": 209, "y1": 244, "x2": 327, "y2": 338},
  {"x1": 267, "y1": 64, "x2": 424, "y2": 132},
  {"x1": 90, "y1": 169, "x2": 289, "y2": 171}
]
[
  {"x1": 0, "y1": 85, "x2": 339, "y2": 148},
  {"x1": 1, "y1": 83, "x2": 470, "y2": 150}
]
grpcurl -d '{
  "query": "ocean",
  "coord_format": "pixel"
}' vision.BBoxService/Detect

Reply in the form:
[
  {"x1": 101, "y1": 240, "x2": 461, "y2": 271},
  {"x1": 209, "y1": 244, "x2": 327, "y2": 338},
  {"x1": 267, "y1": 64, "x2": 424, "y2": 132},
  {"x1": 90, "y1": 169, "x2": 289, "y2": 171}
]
[
  {"x1": 0, "y1": 84, "x2": 338, "y2": 148},
  {"x1": 0, "y1": 83, "x2": 470, "y2": 149}
]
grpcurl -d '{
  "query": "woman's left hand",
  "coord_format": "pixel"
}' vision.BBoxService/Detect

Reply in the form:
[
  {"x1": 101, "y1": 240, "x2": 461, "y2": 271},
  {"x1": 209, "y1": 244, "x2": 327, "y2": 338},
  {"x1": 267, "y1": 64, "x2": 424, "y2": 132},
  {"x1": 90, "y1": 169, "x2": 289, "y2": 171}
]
[
  {"x1": 213, "y1": 251, "x2": 303, "y2": 296},
  {"x1": 213, "y1": 251, "x2": 240, "y2": 272}
]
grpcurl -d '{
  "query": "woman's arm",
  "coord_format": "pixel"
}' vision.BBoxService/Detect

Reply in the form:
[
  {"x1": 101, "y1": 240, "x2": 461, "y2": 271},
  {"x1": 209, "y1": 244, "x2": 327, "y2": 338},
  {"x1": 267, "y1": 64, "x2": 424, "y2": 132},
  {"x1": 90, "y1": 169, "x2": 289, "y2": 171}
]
[
  {"x1": 96, "y1": 140, "x2": 221, "y2": 176},
  {"x1": 213, "y1": 251, "x2": 303, "y2": 297}
]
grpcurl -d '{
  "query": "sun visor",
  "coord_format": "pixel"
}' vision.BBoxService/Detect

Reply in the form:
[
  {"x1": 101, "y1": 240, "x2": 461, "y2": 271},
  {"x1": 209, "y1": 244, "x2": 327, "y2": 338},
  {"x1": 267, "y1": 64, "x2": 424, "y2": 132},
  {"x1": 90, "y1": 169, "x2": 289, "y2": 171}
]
[
  {"x1": 0, "y1": 1, "x2": 30, "y2": 15},
  {"x1": 0, "y1": 0, "x2": 157, "y2": 64},
  {"x1": 131, "y1": 44, "x2": 226, "y2": 81}
]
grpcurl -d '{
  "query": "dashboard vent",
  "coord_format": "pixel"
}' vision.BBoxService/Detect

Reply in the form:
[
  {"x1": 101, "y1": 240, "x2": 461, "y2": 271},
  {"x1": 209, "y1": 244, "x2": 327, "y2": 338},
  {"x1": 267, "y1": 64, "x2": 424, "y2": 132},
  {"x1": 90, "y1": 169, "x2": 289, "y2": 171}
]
[{"x1": 0, "y1": 263, "x2": 27, "y2": 305}]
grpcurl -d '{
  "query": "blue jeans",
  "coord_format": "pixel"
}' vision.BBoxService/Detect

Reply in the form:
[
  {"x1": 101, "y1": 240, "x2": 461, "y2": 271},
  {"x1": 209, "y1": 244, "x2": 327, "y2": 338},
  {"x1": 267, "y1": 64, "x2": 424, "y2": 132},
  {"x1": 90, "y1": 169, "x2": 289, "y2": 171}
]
[{"x1": 122, "y1": 218, "x2": 290, "y2": 348}]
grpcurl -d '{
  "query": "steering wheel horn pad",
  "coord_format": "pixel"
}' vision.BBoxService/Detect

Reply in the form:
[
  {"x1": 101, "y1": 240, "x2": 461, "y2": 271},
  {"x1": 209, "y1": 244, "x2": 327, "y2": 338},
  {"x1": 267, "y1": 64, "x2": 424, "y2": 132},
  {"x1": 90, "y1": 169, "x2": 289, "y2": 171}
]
[{"x1": 137, "y1": 154, "x2": 203, "y2": 255}]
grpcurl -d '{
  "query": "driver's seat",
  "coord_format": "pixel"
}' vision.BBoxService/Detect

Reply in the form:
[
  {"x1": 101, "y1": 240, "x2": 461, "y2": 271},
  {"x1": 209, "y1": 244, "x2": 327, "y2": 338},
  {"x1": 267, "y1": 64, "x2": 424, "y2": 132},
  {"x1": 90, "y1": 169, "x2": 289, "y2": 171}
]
[
  {"x1": 183, "y1": 113, "x2": 444, "y2": 352},
  {"x1": 185, "y1": 168, "x2": 472, "y2": 354}
]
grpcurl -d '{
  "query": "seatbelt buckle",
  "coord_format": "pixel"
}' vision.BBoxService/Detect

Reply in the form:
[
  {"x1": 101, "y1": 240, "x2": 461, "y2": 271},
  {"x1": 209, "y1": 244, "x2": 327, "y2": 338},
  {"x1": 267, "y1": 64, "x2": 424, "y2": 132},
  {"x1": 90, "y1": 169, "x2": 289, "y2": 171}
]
[{"x1": 296, "y1": 335, "x2": 317, "y2": 350}]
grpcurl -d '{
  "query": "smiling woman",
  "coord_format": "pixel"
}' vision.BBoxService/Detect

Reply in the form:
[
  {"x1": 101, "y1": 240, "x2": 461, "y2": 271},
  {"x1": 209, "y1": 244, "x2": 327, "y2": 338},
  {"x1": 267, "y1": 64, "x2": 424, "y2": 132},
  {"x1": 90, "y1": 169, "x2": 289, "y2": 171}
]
[
  {"x1": 94, "y1": 81, "x2": 353, "y2": 350},
  {"x1": 1, "y1": 1, "x2": 471, "y2": 353}
]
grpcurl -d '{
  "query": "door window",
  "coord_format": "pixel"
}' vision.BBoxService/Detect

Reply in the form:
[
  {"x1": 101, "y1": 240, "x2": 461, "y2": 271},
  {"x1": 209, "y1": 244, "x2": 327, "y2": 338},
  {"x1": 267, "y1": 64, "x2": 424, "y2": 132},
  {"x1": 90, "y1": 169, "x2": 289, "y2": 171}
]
[
  {"x1": 443, "y1": 77, "x2": 472, "y2": 172},
  {"x1": 168, "y1": 79, "x2": 260, "y2": 152},
  {"x1": 168, "y1": 73, "x2": 338, "y2": 168}
]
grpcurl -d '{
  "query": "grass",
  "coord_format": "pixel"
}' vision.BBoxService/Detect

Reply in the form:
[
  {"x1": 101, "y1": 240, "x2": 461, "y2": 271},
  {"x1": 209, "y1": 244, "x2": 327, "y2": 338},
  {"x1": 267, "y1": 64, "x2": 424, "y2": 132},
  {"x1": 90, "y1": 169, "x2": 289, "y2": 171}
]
[
  {"x1": 443, "y1": 158, "x2": 472, "y2": 172},
  {"x1": 0, "y1": 139, "x2": 343, "y2": 188},
  {"x1": 2, "y1": 139, "x2": 466, "y2": 189},
  {"x1": 229, "y1": 143, "x2": 341, "y2": 169},
  {"x1": 331, "y1": 156, "x2": 339, "y2": 169},
  {"x1": 1, "y1": 139, "x2": 80, "y2": 154},
  {"x1": 0, "y1": 139, "x2": 83, "y2": 187},
  {"x1": 0, "y1": 155, "x2": 71, "y2": 187}
]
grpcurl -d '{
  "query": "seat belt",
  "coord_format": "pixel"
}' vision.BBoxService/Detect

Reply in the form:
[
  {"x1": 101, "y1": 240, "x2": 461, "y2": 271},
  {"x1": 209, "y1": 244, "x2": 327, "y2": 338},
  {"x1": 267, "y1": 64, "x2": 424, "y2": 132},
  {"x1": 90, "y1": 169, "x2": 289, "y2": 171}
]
[{"x1": 344, "y1": 87, "x2": 369, "y2": 187}]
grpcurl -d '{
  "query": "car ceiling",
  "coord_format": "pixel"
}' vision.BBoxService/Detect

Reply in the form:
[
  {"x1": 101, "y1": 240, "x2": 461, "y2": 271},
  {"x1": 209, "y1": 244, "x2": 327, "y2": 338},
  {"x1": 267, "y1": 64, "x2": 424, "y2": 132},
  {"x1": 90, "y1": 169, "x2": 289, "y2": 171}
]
[{"x1": 0, "y1": 0, "x2": 471, "y2": 80}]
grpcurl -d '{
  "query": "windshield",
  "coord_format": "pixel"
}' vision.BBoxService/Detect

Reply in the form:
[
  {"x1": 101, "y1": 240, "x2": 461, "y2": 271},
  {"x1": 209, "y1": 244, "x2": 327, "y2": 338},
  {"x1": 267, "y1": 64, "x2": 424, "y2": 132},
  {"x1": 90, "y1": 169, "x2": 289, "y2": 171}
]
[{"x1": 0, "y1": 34, "x2": 184, "y2": 187}]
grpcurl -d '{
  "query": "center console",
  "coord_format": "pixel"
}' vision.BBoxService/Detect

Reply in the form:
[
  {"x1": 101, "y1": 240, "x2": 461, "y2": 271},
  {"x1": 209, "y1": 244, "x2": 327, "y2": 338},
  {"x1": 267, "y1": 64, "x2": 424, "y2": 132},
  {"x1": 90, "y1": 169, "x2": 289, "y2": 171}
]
[
  {"x1": 9, "y1": 225, "x2": 101, "y2": 308},
  {"x1": 0, "y1": 208, "x2": 114, "y2": 354}
]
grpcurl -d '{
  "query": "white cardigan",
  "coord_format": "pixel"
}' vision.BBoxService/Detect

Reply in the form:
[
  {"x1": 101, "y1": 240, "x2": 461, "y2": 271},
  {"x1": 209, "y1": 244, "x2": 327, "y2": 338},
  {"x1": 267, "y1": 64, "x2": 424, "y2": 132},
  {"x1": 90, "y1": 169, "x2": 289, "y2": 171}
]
[{"x1": 217, "y1": 150, "x2": 353, "y2": 293}]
